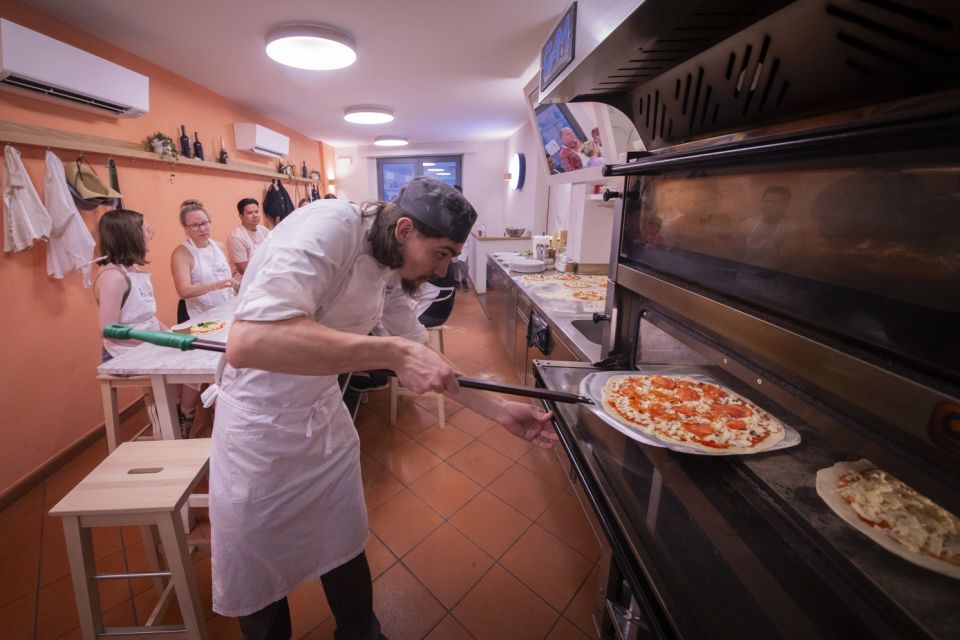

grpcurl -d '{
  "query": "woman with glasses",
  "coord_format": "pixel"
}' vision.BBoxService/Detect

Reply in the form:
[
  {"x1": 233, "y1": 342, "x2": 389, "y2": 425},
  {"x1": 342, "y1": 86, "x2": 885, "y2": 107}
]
[
  {"x1": 172, "y1": 199, "x2": 237, "y2": 319},
  {"x1": 94, "y1": 209, "x2": 166, "y2": 361},
  {"x1": 171, "y1": 199, "x2": 236, "y2": 436}
]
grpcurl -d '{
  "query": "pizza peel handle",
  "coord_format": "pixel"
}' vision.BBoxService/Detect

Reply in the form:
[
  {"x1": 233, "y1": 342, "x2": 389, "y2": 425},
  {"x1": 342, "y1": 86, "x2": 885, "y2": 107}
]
[
  {"x1": 364, "y1": 369, "x2": 594, "y2": 404},
  {"x1": 102, "y1": 324, "x2": 226, "y2": 353}
]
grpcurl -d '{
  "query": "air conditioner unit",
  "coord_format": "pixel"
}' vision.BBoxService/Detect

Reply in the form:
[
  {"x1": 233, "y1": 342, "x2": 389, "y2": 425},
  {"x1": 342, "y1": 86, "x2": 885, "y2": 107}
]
[
  {"x1": 233, "y1": 123, "x2": 290, "y2": 159},
  {"x1": 0, "y1": 19, "x2": 149, "y2": 118}
]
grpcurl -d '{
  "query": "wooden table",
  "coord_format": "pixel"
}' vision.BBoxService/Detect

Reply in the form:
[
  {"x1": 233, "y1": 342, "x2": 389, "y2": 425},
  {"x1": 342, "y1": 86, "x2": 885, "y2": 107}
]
[{"x1": 97, "y1": 300, "x2": 235, "y2": 441}]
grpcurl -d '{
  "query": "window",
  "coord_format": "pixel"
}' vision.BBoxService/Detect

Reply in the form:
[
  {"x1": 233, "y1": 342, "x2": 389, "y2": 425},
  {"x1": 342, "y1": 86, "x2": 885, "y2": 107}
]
[{"x1": 377, "y1": 155, "x2": 462, "y2": 201}]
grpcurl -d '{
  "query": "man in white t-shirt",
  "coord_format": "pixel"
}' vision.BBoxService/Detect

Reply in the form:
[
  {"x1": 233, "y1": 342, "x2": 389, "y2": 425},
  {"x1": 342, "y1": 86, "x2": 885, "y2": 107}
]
[{"x1": 226, "y1": 197, "x2": 269, "y2": 277}]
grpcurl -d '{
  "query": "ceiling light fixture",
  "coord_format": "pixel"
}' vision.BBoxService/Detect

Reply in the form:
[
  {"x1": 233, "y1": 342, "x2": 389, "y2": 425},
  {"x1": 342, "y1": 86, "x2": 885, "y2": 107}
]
[
  {"x1": 373, "y1": 136, "x2": 408, "y2": 147},
  {"x1": 265, "y1": 23, "x2": 357, "y2": 70},
  {"x1": 343, "y1": 105, "x2": 394, "y2": 124},
  {"x1": 426, "y1": 168, "x2": 444, "y2": 172},
  {"x1": 422, "y1": 162, "x2": 436, "y2": 166},
  {"x1": 436, "y1": 172, "x2": 452, "y2": 176}
]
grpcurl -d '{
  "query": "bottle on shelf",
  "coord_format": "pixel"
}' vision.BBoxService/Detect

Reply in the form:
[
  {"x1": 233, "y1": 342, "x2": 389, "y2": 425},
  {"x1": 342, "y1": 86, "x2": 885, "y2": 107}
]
[
  {"x1": 179, "y1": 125, "x2": 192, "y2": 158},
  {"x1": 218, "y1": 137, "x2": 229, "y2": 164},
  {"x1": 301, "y1": 161, "x2": 308, "y2": 178},
  {"x1": 193, "y1": 132, "x2": 204, "y2": 161}
]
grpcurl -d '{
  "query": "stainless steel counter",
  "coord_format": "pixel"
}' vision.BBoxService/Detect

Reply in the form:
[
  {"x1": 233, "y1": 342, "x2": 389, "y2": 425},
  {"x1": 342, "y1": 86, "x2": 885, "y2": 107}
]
[{"x1": 486, "y1": 254, "x2": 604, "y2": 364}]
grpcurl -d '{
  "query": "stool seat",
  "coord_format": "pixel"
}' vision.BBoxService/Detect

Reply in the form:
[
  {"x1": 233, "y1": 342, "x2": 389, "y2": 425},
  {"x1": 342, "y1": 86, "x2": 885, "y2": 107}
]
[{"x1": 49, "y1": 440, "x2": 211, "y2": 640}]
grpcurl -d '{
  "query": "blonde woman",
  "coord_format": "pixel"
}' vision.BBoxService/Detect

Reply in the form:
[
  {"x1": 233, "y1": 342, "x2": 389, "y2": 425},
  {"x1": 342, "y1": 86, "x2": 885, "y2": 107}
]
[{"x1": 171, "y1": 199, "x2": 236, "y2": 436}]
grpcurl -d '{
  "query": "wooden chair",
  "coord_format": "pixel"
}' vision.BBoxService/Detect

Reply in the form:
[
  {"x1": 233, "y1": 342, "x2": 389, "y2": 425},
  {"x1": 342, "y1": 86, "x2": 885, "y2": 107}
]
[
  {"x1": 49, "y1": 440, "x2": 211, "y2": 640},
  {"x1": 98, "y1": 374, "x2": 159, "y2": 452},
  {"x1": 390, "y1": 325, "x2": 447, "y2": 428}
]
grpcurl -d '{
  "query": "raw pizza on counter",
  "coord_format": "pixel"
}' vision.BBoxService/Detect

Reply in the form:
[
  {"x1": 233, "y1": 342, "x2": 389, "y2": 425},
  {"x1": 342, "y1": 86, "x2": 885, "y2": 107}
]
[
  {"x1": 817, "y1": 459, "x2": 960, "y2": 579},
  {"x1": 601, "y1": 374, "x2": 785, "y2": 452}
]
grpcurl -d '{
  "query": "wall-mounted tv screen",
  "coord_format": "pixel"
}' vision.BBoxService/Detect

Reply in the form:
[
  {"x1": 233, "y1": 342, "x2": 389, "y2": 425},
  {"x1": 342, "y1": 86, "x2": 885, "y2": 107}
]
[{"x1": 535, "y1": 103, "x2": 607, "y2": 175}]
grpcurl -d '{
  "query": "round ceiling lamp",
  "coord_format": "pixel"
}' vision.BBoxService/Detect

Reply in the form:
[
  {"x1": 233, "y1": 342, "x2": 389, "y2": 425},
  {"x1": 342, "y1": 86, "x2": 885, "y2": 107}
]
[
  {"x1": 373, "y1": 136, "x2": 408, "y2": 147},
  {"x1": 508, "y1": 152, "x2": 526, "y2": 190},
  {"x1": 265, "y1": 24, "x2": 357, "y2": 70},
  {"x1": 344, "y1": 105, "x2": 394, "y2": 124}
]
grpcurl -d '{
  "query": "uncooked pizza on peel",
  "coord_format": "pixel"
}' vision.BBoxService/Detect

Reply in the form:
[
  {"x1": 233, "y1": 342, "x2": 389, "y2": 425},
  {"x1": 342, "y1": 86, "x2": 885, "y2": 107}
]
[{"x1": 601, "y1": 374, "x2": 785, "y2": 452}]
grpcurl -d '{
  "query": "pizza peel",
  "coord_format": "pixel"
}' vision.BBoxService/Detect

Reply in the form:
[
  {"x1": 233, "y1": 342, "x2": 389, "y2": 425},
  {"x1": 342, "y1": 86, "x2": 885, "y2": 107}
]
[{"x1": 102, "y1": 324, "x2": 595, "y2": 405}]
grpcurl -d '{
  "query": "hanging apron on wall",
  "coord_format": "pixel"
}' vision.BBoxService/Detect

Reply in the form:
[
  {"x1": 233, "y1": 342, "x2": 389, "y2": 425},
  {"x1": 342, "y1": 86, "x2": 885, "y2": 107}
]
[
  {"x1": 43, "y1": 150, "x2": 96, "y2": 286},
  {"x1": 182, "y1": 238, "x2": 234, "y2": 318}
]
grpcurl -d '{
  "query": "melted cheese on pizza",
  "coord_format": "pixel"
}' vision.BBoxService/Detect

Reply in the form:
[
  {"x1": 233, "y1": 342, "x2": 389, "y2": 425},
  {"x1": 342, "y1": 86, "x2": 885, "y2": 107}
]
[
  {"x1": 603, "y1": 375, "x2": 781, "y2": 450},
  {"x1": 837, "y1": 468, "x2": 960, "y2": 565}
]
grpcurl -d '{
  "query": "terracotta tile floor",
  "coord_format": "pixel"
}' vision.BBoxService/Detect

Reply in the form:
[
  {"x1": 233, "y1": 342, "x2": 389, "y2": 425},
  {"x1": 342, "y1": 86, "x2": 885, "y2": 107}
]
[{"x1": 1, "y1": 290, "x2": 602, "y2": 639}]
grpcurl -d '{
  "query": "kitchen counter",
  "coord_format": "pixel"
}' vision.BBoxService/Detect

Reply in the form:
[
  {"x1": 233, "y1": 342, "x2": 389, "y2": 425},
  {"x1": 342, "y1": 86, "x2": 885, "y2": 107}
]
[{"x1": 485, "y1": 253, "x2": 607, "y2": 366}]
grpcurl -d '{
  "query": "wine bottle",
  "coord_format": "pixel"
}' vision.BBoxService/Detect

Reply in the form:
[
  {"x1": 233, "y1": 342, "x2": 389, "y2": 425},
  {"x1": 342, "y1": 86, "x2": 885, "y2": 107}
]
[
  {"x1": 301, "y1": 161, "x2": 308, "y2": 178},
  {"x1": 179, "y1": 125, "x2": 192, "y2": 158},
  {"x1": 218, "y1": 137, "x2": 229, "y2": 164},
  {"x1": 193, "y1": 132, "x2": 205, "y2": 161}
]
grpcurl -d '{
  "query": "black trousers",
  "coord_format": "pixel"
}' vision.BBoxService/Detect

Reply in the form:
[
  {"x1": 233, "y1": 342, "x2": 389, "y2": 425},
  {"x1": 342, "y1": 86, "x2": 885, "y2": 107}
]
[{"x1": 237, "y1": 552, "x2": 381, "y2": 640}]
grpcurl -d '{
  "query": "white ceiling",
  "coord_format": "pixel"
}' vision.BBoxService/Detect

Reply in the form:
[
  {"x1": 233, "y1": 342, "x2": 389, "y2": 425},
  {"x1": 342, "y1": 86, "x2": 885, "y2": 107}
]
[{"x1": 24, "y1": 0, "x2": 571, "y2": 148}]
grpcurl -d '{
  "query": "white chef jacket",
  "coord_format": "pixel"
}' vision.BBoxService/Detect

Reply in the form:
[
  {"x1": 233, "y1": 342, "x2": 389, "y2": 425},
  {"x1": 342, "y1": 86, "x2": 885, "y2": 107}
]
[
  {"x1": 209, "y1": 201, "x2": 425, "y2": 617},
  {"x1": 43, "y1": 151, "x2": 96, "y2": 286},
  {"x1": 3, "y1": 145, "x2": 52, "y2": 253}
]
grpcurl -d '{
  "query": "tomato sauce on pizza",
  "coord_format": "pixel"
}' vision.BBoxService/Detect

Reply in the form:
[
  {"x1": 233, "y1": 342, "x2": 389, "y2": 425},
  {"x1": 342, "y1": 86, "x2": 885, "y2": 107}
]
[{"x1": 600, "y1": 375, "x2": 785, "y2": 452}]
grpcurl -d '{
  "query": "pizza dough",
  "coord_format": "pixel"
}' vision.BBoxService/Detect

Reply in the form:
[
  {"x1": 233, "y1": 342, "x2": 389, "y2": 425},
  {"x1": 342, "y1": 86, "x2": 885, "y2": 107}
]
[
  {"x1": 600, "y1": 374, "x2": 785, "y2": 453},
  {"x1": 189, "y1": 320, "x2": 226, "y2": 335},
  {"x1": 817, "y1": 460, "x2": 960, "y2": 579},
  {"x1": 572, "y1": 289, "x2": 605, "y2": 302}
]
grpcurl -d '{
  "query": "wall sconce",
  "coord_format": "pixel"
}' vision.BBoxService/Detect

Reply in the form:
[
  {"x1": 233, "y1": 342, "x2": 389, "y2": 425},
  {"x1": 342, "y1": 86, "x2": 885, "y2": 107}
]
[{"x1": 508, "y1": 152, "x2": 526, "y2": 190}]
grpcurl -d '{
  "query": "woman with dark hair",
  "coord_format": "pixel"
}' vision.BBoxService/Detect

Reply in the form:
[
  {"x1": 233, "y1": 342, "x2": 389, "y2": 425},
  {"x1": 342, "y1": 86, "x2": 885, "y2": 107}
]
[{"x1": 93, "y1": 209, "x2": 165, "y2": 361}]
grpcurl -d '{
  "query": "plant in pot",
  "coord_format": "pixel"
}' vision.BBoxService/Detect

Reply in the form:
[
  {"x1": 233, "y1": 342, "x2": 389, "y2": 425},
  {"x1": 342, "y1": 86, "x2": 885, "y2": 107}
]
[{"x1": 146, "y1": 132, "x2": 178, "y2": 159}]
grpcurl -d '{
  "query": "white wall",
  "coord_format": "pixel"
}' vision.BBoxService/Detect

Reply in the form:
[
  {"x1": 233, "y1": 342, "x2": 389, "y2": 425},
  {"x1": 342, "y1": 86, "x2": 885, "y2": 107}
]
[
  {"x1": 329, "y1": 140, "x2": 508, "y2": 235},
  {"x1": 503, "y1": 120, "x2": 549, "y2": 236}
]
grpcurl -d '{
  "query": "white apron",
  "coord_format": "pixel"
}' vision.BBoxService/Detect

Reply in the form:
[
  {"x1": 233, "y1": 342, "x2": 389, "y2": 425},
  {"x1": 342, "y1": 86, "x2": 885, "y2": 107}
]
[
  {"x1": 209, "y1": 252, "x2": 389, "y2": 617},
  {"x1": 43, "y1": 150, "x2": 96, "y2": 286},
  {"x1": 3, "y1": 144, "x2": 52, "y2": 253},
  {"x1": 100, "y1": 266, "x2": 163, "y2": 358},
  {"x1": 182, "y1": 239, "x2": 234, "y2": 318}
]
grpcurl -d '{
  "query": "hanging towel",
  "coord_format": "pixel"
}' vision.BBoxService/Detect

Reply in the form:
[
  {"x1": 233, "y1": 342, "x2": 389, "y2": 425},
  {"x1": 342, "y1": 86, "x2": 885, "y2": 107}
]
[
  {"x1": 3, "y1": 144, "x2": 52, "y2": 253},
  {"x1": 44, "y1": 150, "x2": 96, "y2": 286}
]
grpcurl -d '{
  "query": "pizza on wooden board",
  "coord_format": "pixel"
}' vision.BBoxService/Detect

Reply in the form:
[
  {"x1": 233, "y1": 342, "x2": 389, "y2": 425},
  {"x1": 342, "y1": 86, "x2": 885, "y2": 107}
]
[
  {"x1": 817, "y1": 460, "x2": 960, "y2": 579},
  {"x1": 600, "y1": 375, "x2": 785, "y2": 452}
]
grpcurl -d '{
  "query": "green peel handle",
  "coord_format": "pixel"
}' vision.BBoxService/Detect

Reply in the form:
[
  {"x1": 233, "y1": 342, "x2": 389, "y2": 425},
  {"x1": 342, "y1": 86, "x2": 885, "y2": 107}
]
[{"x1": 103, "y1": 324, "x2": 199, "y2": 351}]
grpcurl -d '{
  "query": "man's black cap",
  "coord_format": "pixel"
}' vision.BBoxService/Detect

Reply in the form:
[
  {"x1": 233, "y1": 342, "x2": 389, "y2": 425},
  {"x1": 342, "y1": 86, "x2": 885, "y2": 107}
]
[{"x1": 394, "y1": 177, "x2": 477, "y2": 243}]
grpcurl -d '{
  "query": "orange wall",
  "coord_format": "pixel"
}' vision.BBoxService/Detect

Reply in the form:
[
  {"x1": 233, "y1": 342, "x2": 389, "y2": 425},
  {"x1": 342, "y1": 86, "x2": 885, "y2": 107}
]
[{"x1": 0, "y1": 1, "x2": 326, "y2": 495}]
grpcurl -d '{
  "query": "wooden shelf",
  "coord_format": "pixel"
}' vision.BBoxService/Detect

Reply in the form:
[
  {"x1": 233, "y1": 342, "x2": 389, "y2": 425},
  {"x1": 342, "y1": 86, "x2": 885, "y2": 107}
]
[{"x1": 0, "y1": 119, "x2": 318, "y2": 184}]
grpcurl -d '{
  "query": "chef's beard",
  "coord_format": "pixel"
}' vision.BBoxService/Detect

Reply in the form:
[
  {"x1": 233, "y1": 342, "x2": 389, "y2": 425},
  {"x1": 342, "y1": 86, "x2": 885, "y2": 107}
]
[{"x1": 400, "y1": 276, "x2": 431, "y2": 295}]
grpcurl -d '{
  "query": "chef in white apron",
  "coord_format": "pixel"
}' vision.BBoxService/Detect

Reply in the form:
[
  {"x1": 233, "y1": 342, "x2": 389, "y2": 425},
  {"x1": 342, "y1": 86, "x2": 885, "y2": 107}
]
[
  {"x1": 92, "y1": 209, "x2": 165, "y2": 360},
  {"x1": 212, "y1": 178, "x2": 557, "y2": 640}
]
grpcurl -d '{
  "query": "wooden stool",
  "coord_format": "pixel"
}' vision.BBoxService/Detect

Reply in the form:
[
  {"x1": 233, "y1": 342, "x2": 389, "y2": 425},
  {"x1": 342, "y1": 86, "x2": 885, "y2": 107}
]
[
  {"x1": 97, "y1": 374, "x2": 159, "y2": 452},
  {"x1": 390, "y1": 325, "x2": 446, "y2": 428},
  {"x1": 49, "y1": 440, "x2": 212, "y2": 640}
]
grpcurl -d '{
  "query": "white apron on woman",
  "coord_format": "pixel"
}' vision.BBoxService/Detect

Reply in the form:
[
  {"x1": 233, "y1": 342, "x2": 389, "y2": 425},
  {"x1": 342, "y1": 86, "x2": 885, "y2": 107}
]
[
  {"x1": 99, "y1": 265, "x2": 163, "y2": 358},
  {"x1": 209, "y1": 202, "x2": 425, "y2": 617},
  {"x1": 181, "y1": 238, "x2": 234, "y2": 318}
]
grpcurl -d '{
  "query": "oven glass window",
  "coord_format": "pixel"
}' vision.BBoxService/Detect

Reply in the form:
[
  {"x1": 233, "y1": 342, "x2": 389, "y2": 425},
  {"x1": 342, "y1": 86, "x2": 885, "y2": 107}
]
[{"x1": 619, "y1": 150, "x2": 960, "y2": 378}]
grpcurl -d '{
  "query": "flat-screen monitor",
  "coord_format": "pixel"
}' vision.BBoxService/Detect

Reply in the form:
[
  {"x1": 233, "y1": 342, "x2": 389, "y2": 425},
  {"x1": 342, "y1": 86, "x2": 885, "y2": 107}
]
[{"x1": 535, "y1": 103, "x2": 607, "y2": 175}]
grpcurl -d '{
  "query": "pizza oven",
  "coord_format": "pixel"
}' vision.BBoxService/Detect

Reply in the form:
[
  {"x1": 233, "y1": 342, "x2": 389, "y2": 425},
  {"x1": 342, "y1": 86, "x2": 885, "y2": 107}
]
[{"x1": 533, "y1": 1, "x2": 960, "y2": 638}]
